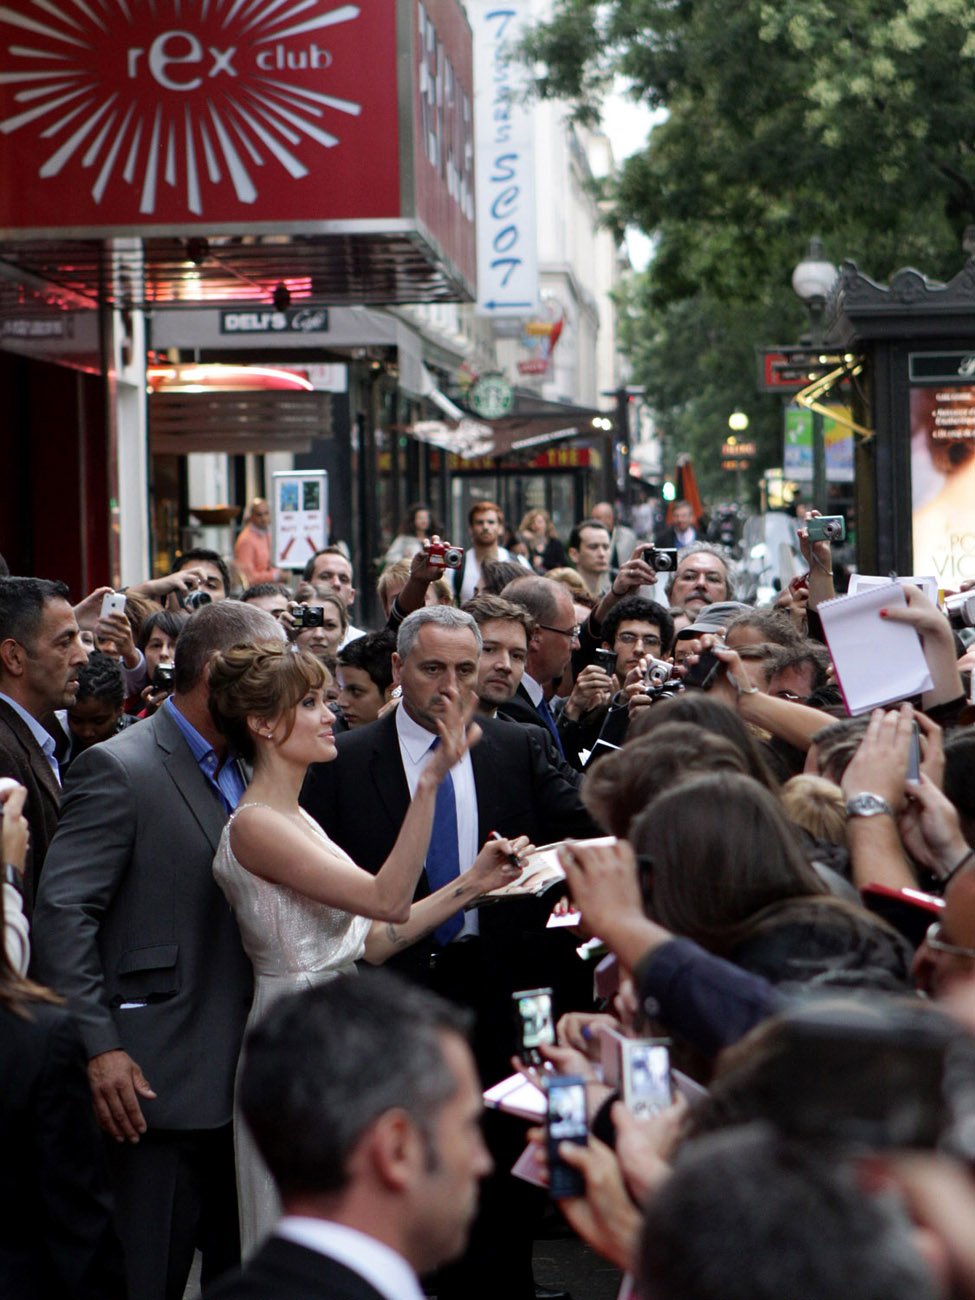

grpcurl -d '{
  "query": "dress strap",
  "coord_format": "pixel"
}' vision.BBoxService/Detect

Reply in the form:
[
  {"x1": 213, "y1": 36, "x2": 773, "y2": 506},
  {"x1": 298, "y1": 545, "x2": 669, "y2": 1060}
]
[{"x1": 227, "y1": 800, "x2": 277, "y2": 826}]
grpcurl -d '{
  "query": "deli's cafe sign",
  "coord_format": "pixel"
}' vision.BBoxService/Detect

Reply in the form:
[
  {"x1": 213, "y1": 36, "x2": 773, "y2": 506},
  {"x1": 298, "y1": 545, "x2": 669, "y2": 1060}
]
[{"x1": 0, "y1": 0, "x2": 475, "y2": 288}]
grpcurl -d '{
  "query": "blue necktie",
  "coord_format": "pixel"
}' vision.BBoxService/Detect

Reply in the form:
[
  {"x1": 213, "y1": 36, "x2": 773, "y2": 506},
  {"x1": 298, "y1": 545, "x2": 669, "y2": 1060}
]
[
  {"x1": 424, "y1": 743, "x2": 463, "y2": 946},
  {"x1": 536, "y1": 696, "x2": 566, "y2": 759}
]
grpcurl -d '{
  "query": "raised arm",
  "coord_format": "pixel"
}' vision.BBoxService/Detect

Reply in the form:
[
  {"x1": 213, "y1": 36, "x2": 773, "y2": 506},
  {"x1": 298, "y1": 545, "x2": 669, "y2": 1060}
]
[{"x1": 232, "y1": 689, "x2": 482, "y2": 924}]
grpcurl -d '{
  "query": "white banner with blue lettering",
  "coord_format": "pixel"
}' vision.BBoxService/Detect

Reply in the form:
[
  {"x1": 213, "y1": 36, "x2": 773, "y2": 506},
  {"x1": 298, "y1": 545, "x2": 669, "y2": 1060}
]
[{"x1": 471, "y1": 0, "x2": 540, "y2": 319}]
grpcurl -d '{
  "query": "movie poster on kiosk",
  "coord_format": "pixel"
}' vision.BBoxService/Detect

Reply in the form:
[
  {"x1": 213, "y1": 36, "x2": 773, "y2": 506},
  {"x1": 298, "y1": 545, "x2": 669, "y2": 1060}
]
[{"x1": 911, "y1": 385, "x2": 975, "y2": 588}]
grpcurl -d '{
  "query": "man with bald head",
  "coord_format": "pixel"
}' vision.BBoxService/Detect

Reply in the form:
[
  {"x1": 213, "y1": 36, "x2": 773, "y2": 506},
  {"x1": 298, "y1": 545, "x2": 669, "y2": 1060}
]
[
  {"x1": 234, "y1": 497, "x2": 282, "y2": 586},
  {"x1": 34, "y1": 600, "x2": 287, "y2": 1300},
  {"x1": 496, "y1": 576, "x2": 578, "y2": 757}
]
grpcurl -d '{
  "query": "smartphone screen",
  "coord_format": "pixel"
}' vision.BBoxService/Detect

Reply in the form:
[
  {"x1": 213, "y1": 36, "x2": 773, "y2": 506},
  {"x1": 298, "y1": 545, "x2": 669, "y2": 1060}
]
[
  {"x1": 546, "y1": 1075, "x2": 588, "y2": 1199},
  {"x1": 622, "y1": 1041, "x2": 672, "y2": 1119},
  {"x1": 512, "y1": 987, "x2": 555, "y2": 1065}
]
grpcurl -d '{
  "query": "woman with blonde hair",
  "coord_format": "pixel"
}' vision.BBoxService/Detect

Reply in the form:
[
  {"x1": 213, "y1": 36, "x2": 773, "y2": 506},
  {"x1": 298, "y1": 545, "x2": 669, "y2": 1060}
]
[
  {"x1": 780, "y1": 774, "x2": 848, "y2": 848},
  {"x1": 207, "y1": 640, "x2": 526, "y2": 1250}
]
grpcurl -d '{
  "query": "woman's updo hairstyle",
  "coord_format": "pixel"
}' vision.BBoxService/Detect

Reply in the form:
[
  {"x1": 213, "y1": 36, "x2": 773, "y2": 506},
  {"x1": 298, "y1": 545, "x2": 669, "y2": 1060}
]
[{"x1": 208, "y1": 641, "x2": 328, "y2": 761}]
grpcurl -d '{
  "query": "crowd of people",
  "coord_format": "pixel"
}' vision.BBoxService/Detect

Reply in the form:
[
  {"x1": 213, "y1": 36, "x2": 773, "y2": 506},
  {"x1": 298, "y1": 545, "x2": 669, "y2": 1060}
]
[{"x1": 1, "y1": 492, "x2": 974, "y2": 1300}]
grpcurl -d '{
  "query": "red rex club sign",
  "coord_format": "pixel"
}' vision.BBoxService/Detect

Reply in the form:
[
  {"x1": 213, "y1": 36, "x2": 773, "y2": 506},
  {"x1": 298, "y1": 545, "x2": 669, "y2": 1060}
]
[{"x1": 0, "y1": 0, "x2": 473, "y2": 275}]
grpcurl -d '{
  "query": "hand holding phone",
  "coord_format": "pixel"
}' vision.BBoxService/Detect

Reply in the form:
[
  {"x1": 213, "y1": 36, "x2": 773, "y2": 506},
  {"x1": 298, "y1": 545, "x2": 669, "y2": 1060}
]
[
  {"x1": 100, "y1": 591, "x2": 127, "y2": 619},
  {"x1": 545, "y1": 1075, "x2": 588, "y2": 1199},
  {"x1": 513, "y1": 987, "x2": 556, "y2": 1066}
]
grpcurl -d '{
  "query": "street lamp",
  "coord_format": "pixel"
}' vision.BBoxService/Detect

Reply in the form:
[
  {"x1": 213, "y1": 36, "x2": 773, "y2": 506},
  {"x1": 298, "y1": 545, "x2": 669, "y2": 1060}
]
[
  {"x1": 726, "y1": 411, "x2": 749, "y2": 503},
  {"x1": 792, "y1": 237, "x2": 838, "y2": 512}
]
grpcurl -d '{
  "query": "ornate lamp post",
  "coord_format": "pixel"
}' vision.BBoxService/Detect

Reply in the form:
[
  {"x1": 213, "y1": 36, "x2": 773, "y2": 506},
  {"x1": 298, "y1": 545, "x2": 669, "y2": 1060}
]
[{"x1": 792, "y1": 237, "x2": 838, "y2": 510}]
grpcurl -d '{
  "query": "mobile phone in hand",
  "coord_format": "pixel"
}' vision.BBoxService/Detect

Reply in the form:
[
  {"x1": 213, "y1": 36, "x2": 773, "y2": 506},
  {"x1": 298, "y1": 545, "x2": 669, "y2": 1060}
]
[
  {"x1": 906, "y1": 720, "x2": 921, "y2": 786},
  {"x1": 682, "y1": 647, "x2": 721, "y2": 690},
  {"x1": 512, "y1": 987, "x2": 556, "y2": 1066},
  {"x1": 621, "y1": 1039, "x2": 672, "y2": 1119},
  {"x1": 100, "y1": 591, "x2": 127, "y2": 619},
  {"x1": 545, "y1": 1075, "x2": 588, "y2": 1199}
]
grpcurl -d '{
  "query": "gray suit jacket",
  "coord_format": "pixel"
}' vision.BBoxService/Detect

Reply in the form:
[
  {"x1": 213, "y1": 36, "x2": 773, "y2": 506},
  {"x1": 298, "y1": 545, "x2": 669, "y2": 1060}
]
[{"x1": 31, "y1": 705, "x2": 253, "y2": 1130}]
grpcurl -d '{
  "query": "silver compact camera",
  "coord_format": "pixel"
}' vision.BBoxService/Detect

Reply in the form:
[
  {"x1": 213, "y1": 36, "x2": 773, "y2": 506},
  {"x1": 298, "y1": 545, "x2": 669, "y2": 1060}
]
[
  {"x1": 806, "y1": 515, "x2": 846, "y2": 542},
  {"x1": 645, "y1": 657, "x2": 676, "y2": 688}
]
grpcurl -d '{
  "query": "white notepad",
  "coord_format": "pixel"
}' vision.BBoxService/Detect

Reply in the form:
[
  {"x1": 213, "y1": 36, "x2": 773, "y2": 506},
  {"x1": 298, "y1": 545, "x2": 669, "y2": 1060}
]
[{"x1": 817, "y1": 582, "x2": 932, "y2": 715}]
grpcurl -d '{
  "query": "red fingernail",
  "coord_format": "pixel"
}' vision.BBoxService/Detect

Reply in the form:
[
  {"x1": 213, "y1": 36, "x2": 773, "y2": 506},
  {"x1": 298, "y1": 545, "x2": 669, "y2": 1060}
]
[{"x1": 879, "y1": 608, "x2": 887, "y2": 616}]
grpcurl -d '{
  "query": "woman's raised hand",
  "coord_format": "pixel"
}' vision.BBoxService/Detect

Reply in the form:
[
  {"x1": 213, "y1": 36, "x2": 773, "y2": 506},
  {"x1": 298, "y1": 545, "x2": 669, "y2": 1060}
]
[{"x1": 429, "y1": 684, "x2": 482, "y2": 778}]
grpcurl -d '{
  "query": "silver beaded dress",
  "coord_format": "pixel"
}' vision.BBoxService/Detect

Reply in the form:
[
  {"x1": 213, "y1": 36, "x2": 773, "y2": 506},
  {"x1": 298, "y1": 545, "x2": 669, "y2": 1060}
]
[{"x1": 213, "y1": 803, "x2": 370, "y2": 1254}]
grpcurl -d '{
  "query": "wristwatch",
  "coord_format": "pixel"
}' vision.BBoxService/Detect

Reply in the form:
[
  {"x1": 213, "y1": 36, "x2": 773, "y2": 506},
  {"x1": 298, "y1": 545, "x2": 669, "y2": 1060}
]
[
  {"x1": 3, "y1": 863, "x2": 22, "y2": 888},
  {"x1": 845, "y1": 793, "x2": 894, "y2": 819}
]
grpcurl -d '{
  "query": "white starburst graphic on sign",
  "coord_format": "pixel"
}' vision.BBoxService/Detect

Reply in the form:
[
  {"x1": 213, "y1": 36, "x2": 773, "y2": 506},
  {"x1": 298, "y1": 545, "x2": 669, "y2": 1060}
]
[{"x1": 0, "y1": 0, "x2": 363, "y2": 215}]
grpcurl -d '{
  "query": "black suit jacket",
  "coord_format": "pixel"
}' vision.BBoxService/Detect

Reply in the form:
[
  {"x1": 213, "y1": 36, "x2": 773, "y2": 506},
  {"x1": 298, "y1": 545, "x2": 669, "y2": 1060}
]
[
  {"x1": 494, "y1": 689, "x2": 582, "y2": 784},
  {"x1": 494, "y1": 682, "x2": 543, "y2": 730},
  {"x1": 0, "y1": 1001, "x2": 125, "y2": 1299},
  {"x1": 32, "y1": 705, "x2": 254, "y2": 1129},
  {"x1": 301, "y1": 710, "x2": 596, "y2": 884},
  {"x1": 0, "y1": 698, "x2": 61, "y2": 912},
  {"x1": 205, "y1": 1235, "x2": 388, "y2": 1300}
]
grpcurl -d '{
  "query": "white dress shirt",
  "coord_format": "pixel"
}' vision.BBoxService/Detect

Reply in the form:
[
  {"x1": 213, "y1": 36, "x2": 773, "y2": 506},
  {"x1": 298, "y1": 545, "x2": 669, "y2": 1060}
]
[
  {"x1": 277, "y1": 1217, "x2": 426, "y2": 1300},
  {"x1": 519, "y1": 673, "x2": 544, "y2": 708},
  {"x1": 395, "y1": 702, "x2": 479, "y2": 938}
]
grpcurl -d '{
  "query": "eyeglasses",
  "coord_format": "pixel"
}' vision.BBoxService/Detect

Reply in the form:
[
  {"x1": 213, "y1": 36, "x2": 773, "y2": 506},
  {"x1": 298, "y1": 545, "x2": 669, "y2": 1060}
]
[
  {"x1": 538, "y1": 622, "x2": 581, "y2": 640},
  {"x1": 616, "y1": 632, "x2": 661, "y2": 648},
  {"x1": 925, "y1": 921, "x2": 975, "y2": 959}
]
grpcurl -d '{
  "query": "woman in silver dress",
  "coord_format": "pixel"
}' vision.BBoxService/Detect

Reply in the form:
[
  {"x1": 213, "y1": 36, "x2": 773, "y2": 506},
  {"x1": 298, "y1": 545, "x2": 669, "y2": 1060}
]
[{"x1": 207, "y1": 641, "x2": 526, "y2": 1252}]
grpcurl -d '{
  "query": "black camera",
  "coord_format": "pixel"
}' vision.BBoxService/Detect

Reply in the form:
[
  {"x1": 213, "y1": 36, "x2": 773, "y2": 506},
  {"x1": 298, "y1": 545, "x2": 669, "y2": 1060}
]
[
  {"x1": 594, "y1": 647, "x2": 617, "y2": 675},
  {"x1": 151, "y1": 663, "x2": 175, "y2": 691},
  {"x1": 643, "y1": 546, "x2": 678, "y2": 572},
  {"x1": 292, "y1": 605, "x2": 325, "y2": 628},
  {"x1": 183, "y1": 589, "x2": 212, "y2": 611}
]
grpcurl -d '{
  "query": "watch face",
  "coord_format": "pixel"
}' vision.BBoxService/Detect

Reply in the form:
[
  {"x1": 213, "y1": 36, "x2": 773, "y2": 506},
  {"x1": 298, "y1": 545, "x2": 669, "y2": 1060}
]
[
  {"x1": 847, "y1": 793, "x2": 891, "y2": 817},
  {"x1": 470, "y1": 374, "x2": 514, "y2": 419}
]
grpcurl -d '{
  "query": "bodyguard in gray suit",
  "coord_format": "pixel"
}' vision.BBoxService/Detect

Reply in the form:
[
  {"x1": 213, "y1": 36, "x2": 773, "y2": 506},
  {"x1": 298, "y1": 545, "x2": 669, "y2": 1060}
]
[{"x1": 33, "y1": 600, "x2": 285, "y2": 1300}]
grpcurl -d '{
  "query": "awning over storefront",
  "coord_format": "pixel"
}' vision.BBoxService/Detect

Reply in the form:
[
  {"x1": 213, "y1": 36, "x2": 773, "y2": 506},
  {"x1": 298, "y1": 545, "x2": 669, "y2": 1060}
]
[
  {"x1": 405, "y1": 391, "x2": 607, "y2": 459},
  {"x1": 149, "y1": 388, "x2": 332, "y2": 456}
]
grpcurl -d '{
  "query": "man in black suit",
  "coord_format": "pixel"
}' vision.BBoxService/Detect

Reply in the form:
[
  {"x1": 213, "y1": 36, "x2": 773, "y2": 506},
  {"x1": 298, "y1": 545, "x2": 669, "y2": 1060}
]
[
  {"x1": 654, "y1": 498, "x2": 699, "y2": 551},
  {"x1": 33, "y1": 600, "x2": 284, "y2": 1300},
  {"x1": 301, "y1": 604, "x2": 595, "y2": 1043},
  {"x1": 0, "y1": 576, "x2": 88, "y2": 910},
  {"x1": 492, "y1": 575, "x2": 578, "y2": 759},
  {"x1": 301, "y1": 606, "x2": 596, "y2": 1300},
  {"x1": 205, "y1": 973, "x2": 491, "y2": 1300}
]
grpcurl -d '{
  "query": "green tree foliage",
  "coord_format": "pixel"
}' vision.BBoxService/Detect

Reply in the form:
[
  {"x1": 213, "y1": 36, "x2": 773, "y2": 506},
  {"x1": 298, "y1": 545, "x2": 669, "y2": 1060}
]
[{"x1": 524, "y1": 0, "x2": 975, "y2": 500}]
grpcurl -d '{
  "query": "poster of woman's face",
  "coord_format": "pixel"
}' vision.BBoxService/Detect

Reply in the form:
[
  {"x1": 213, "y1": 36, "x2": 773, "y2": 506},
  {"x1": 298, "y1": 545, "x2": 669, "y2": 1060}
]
[{"x1": 910, "y1": 385, "x2": 975, "y2": 587}]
